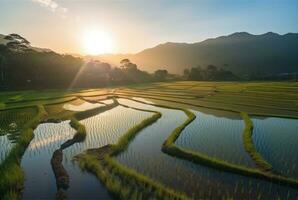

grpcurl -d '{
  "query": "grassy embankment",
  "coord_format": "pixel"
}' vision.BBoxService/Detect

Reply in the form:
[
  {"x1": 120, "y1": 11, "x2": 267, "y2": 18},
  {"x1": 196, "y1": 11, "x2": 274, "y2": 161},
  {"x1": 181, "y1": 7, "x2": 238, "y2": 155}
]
[
  {"x1": 115, "y1": 81, "x2": 298, "y2": 118},
  {"x1": 51, "y1": 97, "x2": 118, "y2": 198},
  {"x1": 0, "y1": 105, "x2": 47, "y2": 200},
  {"x1": 241, "y1": 112, "x2": 272, "y2": 172},
  {"x1": 161, "y1": 108, "x2": 298, "y2": 189},
  {"x1": 111, "y1": 97, "x2": 298, "y2": 189},
  {"x1": 76, "y1": 105, "x2": 191, "y2": 200}
]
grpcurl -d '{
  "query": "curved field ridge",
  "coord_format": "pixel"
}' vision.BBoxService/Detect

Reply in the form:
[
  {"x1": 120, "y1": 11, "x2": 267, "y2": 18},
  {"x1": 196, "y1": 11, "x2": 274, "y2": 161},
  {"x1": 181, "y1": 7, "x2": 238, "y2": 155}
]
[
  {"x1": 241, "y1": 112, "x2": 272, "y2": 172},
  {"x1": 76, "y1": 106, "x2": 191, "y2": 199},
  {"x1": 0, "y1": 105, "x2": 47, "y2": 199},
  {"x1": 161, "y1": 109, "x2": 298, "y2": 189}
]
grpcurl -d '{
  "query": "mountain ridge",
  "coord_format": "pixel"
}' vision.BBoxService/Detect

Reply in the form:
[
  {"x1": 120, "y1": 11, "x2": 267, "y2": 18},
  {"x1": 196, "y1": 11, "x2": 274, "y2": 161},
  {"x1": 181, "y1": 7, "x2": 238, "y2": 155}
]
[{"x1": 98, "y1": 32, "x2": 298, "y2": 75}]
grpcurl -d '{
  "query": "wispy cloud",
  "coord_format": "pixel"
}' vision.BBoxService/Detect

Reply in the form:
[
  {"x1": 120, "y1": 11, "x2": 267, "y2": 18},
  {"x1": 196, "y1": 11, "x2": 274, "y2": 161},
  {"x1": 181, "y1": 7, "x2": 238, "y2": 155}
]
[{"x1": 32, "y1": 0, "x2": 68, "y2": 14}]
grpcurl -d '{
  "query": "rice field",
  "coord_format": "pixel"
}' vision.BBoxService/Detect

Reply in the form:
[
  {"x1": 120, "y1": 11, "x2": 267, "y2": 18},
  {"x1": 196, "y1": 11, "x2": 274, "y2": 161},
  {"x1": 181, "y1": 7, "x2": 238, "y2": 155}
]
[
  {"x1": 175, "y1": 110, "x2": 255, "y2": 167},
  {"x1": 0, "y1": 81, "x2": 297, "y2": 199}
]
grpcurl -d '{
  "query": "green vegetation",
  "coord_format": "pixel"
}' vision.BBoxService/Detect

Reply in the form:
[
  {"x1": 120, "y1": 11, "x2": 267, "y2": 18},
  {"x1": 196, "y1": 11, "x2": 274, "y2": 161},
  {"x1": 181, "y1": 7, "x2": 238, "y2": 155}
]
[
  {"x1": 111, "y1": 111, "x2": 161, "y2": 155},
  {"x1": 0, "y1": 105, "x2": 47, "y2": 199},
  {"x1": 77, "y1": 155, "x2": 189, "y2": 200},
  {"x1": 162, "y1": 109, "x2": 196, "y2": 147},
  {"x1": 76, "y1": 106, "x2": 191, "y2": 199},
  {"x1": 74, "y1": 98, "x2": 118, "y2": 120},
  {"x1": 69, "y1": 117, "x2": 87, "y2": 142},
  {"x1": 0, "y1": 81, "x2": 297, "y2": 199},
  {"x1": 161, "y1": 107, "x2": 298, "y2": 189},
  {"x1": 114, "y1": 81, "x2": 298, "y2": 118},
  {"x1": 241, "y1": 112, "x2": 272, "y2": 172}
]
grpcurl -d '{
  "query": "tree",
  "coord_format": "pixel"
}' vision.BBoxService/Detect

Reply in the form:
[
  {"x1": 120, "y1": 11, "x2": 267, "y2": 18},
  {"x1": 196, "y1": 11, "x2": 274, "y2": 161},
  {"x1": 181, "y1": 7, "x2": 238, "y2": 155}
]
[
  {"x1": 154, "y1": 69, "x2": 168, "y2": 81},
  {"x1": 183, "y1": 69, "x2": 190, "y2": 77},
  {"x1": 0, "y1": 55, "x2": 7, "y2": 83},
  {"x1": 185, "y1": 64, "x2": 238, "y2": 81}
]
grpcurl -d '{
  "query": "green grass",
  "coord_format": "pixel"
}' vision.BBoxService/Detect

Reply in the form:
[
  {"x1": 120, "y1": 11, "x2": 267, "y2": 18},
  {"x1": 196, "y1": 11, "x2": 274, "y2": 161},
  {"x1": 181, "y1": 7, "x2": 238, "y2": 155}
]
[
  {"x1": 161, "y1": 108, "x2": 298, "y2": 189},
  {"x1": 0, "y1": 81, "x2": 297, "y2": 198},
  {"x1": 77, "y1": 155, "x2": 190, "y2": 200},
  {"x1": 111, "y1": 111, "x2": 161, "y2": 155},
  {"x1": 162, "y1": 109, "x2": 196, "y2": 147},
  {"x1": 76, "y1": 105, "x2": 190, "y2": 199},
  {"x1": 74, "y1": 98, "x2": 118, "y2": 120},
  {"x1": 0, "y1": 105, "x2": 47, "y2": 198},
  {"x1": 241, "y1": 112, "x2": 272, "y2": 172},
  {"x1": 69, "y1": 117, "x2": 87, "y2": 142}
]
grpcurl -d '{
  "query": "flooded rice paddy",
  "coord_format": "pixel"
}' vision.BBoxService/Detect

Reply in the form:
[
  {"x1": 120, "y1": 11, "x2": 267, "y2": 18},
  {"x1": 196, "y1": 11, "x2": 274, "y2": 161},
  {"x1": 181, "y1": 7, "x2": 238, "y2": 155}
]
[
  {"x1": 1, "y1": 97, "x2": 297, "y2": 199},
  {"x1": 21, "y1": 103, "x2": 153, "y2": 199},
  {"x1": 252, "y1": 117, "x2": 298, "y2": 178},
  {"x1": 116, "y1": 98, "x2": 298, "y2": 199},
  {"x1": 175, "y1": 110, "x2": 255, "y2": 167},
  {"x1": 0, "y1": 135, "x2": 14, "y2": 164},
  {"x1": 21, "y1": 121, "x2": 76, "y2": 199}
]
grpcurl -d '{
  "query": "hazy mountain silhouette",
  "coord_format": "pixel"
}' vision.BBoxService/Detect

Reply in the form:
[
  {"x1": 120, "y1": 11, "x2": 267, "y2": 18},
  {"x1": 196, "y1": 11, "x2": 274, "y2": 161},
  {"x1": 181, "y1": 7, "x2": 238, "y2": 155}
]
[{"x1": 99, "y1": 32, "x2": 298, "y2": 75}]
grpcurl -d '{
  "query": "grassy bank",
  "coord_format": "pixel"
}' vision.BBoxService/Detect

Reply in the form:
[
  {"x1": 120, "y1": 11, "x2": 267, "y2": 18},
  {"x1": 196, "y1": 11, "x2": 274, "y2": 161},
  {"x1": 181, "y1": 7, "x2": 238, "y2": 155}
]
[
  {"x1": 74, "y1": 98, "x2": 118, "y2": 120},
  {"x1": 76, "y1": 105, "x2": 191, "y2": 199},
  {"x1": 241, "y1": 112, "x2": 272, "y2": 172},
  {"x1": 0, "y1": 105, "x2": 47, "y2": 199},
  {"x1": 161, "y1": 109, "x2": 298, "y2": 189},
  {"x1": 69, "y1": 117, "x2": 87, "y2": 142},
  {"x1": 77, "y1": 155, "x2": 189, "y2": 200}
]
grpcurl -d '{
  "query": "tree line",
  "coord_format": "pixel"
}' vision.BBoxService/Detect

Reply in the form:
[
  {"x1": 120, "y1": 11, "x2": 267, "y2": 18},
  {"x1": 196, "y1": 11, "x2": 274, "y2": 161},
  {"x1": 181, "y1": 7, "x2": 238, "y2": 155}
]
[{"x1": 0, "y1": 33, "x2": 243, "y2": 90}]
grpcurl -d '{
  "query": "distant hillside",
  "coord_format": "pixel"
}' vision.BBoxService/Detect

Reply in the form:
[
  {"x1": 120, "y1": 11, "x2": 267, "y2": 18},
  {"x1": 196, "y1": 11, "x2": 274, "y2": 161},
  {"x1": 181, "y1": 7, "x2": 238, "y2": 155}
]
[
  {"x1": 0, "y1": 33, "x2": 52, "y2": 53},
  {"x1": 99, "y1": 32, "x2": 298, "y2": 76}
]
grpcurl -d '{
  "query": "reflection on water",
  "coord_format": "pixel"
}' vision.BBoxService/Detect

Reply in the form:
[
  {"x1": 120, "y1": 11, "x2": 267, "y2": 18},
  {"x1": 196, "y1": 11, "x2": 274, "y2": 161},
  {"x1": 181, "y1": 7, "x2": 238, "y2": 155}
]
[
  {"x1": 63, "y1": 101, "x2": 105, "y2": 111},
  {"x1": 253, "y1": 117, "x2": 298, "y2": 178},
  {"x1": 21, "y1": 121, "x2": 76, "y2": 199},
  {"x1": 0, "y1": 135, "x2": 14, "y2": 164},
  {"x1": 175, "y1": 110, "x2": 255, "y2": 167},
  {"x1": 63, "y1": 105, "x2": 152, "y2": 199},
  {"x1": 20, "y1": 104, "x2": 151, "y2": 199},
  {"x1": 116, "y1": 98, "x2": 298, "y2": 199}
]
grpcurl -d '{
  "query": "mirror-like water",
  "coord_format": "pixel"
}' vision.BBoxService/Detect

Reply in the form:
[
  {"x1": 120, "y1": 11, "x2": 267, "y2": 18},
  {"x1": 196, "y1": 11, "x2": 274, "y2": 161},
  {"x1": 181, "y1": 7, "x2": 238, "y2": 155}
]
[
  {"x1": 63, "y1": 101, "x2": 105, "y2": 112},
  {"x1": 63, "y1": 98, "x2": 115, "y2": 112},
  {"x1": 63, "y1": 105, "x2": 152, "y2": 199},
  {"x1": 175, "y1": 110, "x2": 255, "y2": 167},
  {"x1": 21, "y1": 105, "x2": 152, "y2": 199},
  {"x1": 0, "y1": 135, "x2": 14, "y2": 164},
  {"x1": 252, "y1": 117, "x2": 298, "y2": 178},
  {"x1": 116, "y1": 98, "x2": 298, "y2": 199},
  {"x1": 21, "y1": 121, "x2": 76, "y2": 199}
]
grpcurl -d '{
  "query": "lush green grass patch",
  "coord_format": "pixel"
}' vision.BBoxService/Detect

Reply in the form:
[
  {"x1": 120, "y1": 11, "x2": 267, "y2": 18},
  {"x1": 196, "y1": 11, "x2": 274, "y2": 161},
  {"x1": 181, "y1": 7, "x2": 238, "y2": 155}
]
[
  {"x1": 69, "y1": 117, "x2": 87, "y2": 142},
  {"x1": 241, "y1": 113, "x2": 272, "y2": 172},
  {"x1": 77, "y1": 155, "x2": 190, "y2": 200},
  {"x1": 76, "y1": 104, "x2": 190, "y2": 199},
  {"x1": 161, "y1": 108, "x2": 298, "y2": 189},
  {"x1": 0, "y1": 105, "x2": 47, "y2": 199}
]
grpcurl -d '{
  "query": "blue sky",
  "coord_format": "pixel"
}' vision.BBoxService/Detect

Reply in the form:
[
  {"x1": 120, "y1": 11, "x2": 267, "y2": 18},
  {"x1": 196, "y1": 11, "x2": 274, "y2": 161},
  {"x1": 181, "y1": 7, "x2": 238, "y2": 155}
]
[{"x1": 0, "y1": 0, "x2": 297, "y2": 54}]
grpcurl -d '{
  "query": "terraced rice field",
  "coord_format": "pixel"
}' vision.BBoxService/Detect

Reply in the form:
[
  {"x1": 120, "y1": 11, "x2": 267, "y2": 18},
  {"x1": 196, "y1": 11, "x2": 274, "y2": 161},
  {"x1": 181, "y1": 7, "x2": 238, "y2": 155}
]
[{"x1": 0, "y1": 81, "x2": 297, "y2": 200}]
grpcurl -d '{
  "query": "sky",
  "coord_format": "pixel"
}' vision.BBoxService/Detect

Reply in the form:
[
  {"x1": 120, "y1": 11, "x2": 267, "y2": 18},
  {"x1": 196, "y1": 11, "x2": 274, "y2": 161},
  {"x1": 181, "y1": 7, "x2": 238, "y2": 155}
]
[{"x1": 0, "y1": 0, "x2": 297, "y2": 54}]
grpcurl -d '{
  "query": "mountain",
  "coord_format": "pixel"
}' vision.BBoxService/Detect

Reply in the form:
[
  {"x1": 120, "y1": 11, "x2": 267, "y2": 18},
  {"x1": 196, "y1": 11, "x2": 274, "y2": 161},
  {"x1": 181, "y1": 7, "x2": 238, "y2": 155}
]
[{"x1": 99, "y1": 32, "x2": 298, "y2": 76}]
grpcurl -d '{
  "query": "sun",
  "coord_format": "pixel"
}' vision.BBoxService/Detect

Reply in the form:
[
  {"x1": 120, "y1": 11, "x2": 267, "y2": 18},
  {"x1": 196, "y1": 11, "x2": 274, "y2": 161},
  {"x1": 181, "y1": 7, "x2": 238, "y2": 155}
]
[{"x1": 83, "y1": 29, "x2": 114, "y2": 55}]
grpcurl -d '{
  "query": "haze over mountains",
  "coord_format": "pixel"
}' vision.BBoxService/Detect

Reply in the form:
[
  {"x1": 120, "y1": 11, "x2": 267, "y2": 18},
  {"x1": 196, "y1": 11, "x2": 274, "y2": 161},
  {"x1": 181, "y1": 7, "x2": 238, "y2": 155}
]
[
  {"x1": 1, "y1": 32, "x2": 298, "y2": 78},
  {"x1": 98, "y1": 32, "x2": 298, "y2": 76}
]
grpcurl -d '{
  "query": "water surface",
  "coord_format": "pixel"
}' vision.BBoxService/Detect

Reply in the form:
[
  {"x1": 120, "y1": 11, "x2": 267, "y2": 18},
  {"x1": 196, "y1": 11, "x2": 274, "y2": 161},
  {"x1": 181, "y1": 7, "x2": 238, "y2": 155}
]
[
  {"x1": 253, "y1": 117, "x2": 298, "y2": 178},
  {"x1": 116, "y1": 98, "x2": 298, "y2": 199},
  {"x1": 21, "y1": 121, "x2": 76, "y2": 199},
  {"x1": 175, "y1": 110, "x2": 254, "y2": 167}
]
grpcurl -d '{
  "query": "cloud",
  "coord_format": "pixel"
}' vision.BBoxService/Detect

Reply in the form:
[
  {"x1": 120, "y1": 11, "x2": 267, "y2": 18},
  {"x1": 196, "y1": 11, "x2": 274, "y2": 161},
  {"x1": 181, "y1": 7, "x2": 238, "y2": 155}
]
[{"x1": 32, "y1": 0, "x2": 68, "y2": 14}]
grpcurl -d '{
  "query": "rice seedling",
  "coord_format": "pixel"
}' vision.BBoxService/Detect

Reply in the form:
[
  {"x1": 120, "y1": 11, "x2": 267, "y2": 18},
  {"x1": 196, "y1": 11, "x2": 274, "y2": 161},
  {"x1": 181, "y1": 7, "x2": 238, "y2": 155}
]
[
  {"x1": 73, "y1": 103, "x2": 193, "y2": 199},
  {"x1": 0, "y1": 105, "x2": 47, "y2": 198},
  {"x1": 69, "y1": 117, "x2": 87, "y2": 142},
  {"x1": 241, "y1": 112, "x2": 272, "y2": 172}
]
